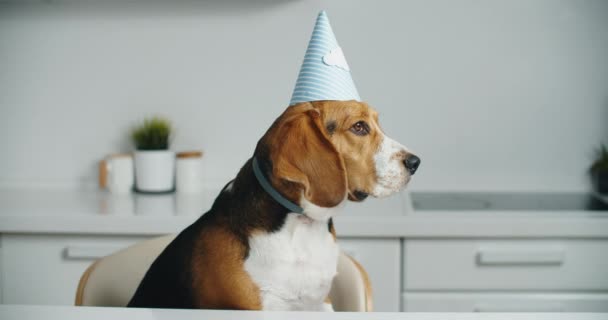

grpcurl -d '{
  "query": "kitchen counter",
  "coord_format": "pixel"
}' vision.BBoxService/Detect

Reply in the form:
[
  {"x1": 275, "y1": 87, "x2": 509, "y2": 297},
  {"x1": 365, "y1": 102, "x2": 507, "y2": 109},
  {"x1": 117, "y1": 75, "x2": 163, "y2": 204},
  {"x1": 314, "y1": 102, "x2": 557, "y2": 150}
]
[
  {"x1": 0, "y1": 188, "x2": 607, "y2": 238},
  {"x1": 1, "y1": 305, "x2": 607, "y2": 320}
]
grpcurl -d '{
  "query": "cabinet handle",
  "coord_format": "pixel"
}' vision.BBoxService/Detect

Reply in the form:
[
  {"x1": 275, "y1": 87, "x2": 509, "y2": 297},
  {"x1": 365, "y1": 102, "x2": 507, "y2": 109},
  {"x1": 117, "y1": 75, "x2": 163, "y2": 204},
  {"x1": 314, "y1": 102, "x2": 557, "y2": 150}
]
[
  {"x1": 474, "y1": 303, "x2": 563, "y2": 312},
  {"x1": 64, "y1": 245, "x2": 123, "y2": 260},
  {"x1": 477, "y1": 249, "x2": 564, "y2": 266}
]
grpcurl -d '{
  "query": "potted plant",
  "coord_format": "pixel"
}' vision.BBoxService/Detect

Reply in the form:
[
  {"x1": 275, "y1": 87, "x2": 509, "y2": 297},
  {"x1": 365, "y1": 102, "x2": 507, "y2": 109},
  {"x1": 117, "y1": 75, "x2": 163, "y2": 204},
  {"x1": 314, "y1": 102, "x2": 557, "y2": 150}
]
[
  {"x1": 132, "y1": 117, "x2": 175, "y2": 193},
  {"x1": 590, "y1": 143, "x2": 608, "y2": 195}
]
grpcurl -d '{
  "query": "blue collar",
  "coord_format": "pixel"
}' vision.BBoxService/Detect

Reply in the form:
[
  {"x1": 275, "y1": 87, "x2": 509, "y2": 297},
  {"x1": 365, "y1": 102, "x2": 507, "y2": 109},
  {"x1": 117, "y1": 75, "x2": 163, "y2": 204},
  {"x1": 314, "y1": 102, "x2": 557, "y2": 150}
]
[{"x1": 252, "y1": 157, "x2": 304, "y2": 214}]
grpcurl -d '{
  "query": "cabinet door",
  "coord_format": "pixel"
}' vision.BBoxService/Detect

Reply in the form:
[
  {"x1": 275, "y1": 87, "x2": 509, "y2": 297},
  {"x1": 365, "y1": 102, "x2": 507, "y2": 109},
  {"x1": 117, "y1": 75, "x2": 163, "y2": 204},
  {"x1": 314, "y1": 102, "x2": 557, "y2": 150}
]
[
  {"x1": 338, "y1": 238, "x2": 401, "y2": 312},
  {"x1": 404, "y1": 239, "x2": 608, "y2": 290},
  {"x1": 402, "y1": 292, "x2": 608, "y2": 312},
  {"x1": 0, "y1": 234, "x2": 151, "y2": 305}
]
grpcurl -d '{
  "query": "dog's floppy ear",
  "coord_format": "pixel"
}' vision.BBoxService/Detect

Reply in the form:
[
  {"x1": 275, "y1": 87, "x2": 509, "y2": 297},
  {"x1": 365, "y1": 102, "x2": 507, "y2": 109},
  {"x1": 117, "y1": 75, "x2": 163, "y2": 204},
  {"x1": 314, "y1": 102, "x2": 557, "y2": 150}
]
[{"x1": 266, "y1": 104, "x2": 347, "y2": 208}]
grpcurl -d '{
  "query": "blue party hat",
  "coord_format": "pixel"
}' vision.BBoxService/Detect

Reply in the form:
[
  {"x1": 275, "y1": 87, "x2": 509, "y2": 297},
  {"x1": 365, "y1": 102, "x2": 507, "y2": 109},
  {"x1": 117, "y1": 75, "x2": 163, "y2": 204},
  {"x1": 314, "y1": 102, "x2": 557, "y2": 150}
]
[{"x1": 289, "y1": 11, "x2": 361, "y2": 106}]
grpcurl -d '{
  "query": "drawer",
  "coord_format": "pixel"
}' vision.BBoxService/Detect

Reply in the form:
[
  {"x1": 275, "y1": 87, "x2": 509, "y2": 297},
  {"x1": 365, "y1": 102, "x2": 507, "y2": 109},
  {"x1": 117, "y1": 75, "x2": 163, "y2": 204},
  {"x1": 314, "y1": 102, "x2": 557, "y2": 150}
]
[
  {"x1": 402, "y1": 292, "x2": 608, "y2": 312},
  {"x1": 403, "y1": 239, "x2": 608, "y2": 290},
  {"x1": 0, "y1": 234, "x2": 152, "y2": 305},
  {"x1": 339, "y1": 238, "x2": 401, "y2": 312}
]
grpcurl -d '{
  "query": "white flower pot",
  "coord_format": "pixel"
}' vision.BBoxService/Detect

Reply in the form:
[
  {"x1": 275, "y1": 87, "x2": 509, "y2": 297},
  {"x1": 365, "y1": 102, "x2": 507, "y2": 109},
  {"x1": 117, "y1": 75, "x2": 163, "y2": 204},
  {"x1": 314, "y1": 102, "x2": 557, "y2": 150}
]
[{"x1": 134, "y1": 150, "x2": 175, "y2": 193}]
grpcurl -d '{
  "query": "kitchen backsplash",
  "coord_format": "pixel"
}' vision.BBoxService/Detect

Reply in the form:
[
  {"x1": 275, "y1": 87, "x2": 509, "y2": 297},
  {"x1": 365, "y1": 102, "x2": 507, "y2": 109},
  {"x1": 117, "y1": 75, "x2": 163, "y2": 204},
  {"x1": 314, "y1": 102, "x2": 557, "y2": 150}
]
[{"x1": 1, "y1": 0, "x2": 607, "y2": 191}]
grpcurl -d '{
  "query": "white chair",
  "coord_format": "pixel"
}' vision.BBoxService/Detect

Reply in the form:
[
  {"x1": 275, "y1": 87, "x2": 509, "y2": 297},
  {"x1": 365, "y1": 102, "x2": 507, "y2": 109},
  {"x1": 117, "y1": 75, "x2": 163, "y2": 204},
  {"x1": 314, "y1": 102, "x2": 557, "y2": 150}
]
[{"x1": 75, "y1": 234, "x2": 373, "y2": 311}]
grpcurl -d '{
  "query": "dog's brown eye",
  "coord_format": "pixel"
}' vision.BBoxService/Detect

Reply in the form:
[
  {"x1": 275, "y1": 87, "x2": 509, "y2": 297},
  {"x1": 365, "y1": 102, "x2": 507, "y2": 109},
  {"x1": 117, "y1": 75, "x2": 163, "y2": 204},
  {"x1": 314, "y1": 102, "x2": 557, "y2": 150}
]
[{"x1": 350, "y1": 121, "x2": 369, "y2": 136}]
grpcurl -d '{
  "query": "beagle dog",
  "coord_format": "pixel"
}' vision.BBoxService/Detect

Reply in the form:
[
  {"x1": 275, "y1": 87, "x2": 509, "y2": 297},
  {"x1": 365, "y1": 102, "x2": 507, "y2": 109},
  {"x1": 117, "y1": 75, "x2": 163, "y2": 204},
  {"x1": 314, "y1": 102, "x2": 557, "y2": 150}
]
[{"x1": 127, "y1": 100, "x2": 420, "y2": 311}]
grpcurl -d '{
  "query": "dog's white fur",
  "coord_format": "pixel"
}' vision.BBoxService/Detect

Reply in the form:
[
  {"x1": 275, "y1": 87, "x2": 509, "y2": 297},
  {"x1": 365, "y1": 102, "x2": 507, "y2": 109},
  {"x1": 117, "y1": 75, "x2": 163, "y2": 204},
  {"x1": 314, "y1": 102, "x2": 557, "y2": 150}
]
[
  {"x1": 373, "y1": 133, "x2": 410, "y2": 198},
  {"x1": 244, "y1": 212, "x2": 340, "y2": 311}
]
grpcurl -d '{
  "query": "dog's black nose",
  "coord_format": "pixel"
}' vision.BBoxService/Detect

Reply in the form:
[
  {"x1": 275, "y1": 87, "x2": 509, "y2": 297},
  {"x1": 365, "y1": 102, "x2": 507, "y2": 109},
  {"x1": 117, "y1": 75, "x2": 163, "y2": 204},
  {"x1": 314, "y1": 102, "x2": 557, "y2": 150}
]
[{"x1": 404, "y1": 155, "x2": 421, "y2": 175}]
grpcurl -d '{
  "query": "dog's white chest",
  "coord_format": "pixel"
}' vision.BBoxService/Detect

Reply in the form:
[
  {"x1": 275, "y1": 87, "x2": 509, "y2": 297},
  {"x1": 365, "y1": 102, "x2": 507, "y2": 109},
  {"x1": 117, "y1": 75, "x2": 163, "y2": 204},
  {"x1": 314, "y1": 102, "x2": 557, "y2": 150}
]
[{"x1": 244, "y1": 214, "x2": 339, "y2": 311}]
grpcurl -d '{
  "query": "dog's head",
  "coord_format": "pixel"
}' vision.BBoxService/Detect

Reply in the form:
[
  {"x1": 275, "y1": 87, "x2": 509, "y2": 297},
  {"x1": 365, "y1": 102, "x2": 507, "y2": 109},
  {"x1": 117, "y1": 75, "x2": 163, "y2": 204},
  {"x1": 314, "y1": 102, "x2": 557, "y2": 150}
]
[{"x1": 256, "y1": 100, "x2": 420, "y2": 219}]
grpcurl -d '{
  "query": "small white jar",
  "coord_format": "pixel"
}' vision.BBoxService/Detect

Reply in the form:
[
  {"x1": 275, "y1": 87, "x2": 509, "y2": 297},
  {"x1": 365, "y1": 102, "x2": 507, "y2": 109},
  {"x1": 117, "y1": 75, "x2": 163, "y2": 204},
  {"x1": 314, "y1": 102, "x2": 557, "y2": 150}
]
[
  {"x1": 176, "y1": 151, "x2": 203, "y2": 194},
  {"x1": 99, "y1": 153, "x2": 134, "y2": 194}
]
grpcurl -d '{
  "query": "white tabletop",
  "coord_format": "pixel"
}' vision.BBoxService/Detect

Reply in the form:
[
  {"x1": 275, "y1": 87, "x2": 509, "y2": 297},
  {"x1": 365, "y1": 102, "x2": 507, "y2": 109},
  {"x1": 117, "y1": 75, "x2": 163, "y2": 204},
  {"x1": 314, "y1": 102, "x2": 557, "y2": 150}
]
[
  {"x1": 1, "y1": 305, "x2": 607, "y2": 320},
  {"x1": 0, "y1": 188, "x2": 607, "y2": 238}
]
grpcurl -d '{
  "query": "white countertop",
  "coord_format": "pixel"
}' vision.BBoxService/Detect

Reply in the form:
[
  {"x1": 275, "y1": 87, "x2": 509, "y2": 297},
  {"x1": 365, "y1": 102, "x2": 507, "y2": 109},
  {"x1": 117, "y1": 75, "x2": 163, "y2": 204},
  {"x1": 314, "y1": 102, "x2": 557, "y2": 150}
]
[
  {"x1": 0, "y1": 188, "x2": 607, "y2": 238},
  {"x1": 1, "y1": 305, "x2": 607, "y2": 320}
]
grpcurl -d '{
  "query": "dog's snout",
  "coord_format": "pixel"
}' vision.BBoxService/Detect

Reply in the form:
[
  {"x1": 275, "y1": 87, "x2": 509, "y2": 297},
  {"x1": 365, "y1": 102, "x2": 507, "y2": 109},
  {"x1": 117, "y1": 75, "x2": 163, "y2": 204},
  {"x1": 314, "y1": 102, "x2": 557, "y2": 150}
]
[{"x1": 404, "y1": 155, "x2": 421, "y2": 175}]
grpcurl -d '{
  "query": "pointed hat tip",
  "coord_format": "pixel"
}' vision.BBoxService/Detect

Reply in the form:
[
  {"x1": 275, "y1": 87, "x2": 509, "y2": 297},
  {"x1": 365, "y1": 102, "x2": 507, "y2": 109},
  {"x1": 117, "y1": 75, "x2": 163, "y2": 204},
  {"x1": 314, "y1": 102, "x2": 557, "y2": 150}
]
[{"x1": 289, "y1": 9, "x2": 361, "y2": 106}]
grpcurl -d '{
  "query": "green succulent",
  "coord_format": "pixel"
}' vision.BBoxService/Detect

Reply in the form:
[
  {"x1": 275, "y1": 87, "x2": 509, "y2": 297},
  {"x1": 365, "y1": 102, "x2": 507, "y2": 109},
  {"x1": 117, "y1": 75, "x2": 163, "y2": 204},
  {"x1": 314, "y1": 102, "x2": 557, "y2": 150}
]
[
  {"x1": 590, "y1": 144, "x2": 608, "y2": 173},
  {"x1": 132, "y1": 117, "x2": 172, "y2": 150}
]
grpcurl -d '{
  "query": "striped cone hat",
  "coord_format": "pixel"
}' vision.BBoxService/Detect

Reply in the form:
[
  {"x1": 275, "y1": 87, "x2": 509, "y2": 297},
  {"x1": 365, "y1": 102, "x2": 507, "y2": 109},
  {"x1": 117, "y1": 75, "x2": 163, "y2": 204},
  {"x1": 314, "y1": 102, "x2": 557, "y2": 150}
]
[{"x1": 289, "y1": 11, "x2": 361, "y2": 106}]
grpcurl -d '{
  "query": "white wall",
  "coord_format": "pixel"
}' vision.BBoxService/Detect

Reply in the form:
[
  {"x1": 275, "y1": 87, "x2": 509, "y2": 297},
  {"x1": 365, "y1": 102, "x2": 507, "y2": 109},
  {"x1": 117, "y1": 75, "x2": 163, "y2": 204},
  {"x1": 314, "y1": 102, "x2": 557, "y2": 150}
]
[{"x1": 1, "y1": 0, "x2": 607, "y2": 192}]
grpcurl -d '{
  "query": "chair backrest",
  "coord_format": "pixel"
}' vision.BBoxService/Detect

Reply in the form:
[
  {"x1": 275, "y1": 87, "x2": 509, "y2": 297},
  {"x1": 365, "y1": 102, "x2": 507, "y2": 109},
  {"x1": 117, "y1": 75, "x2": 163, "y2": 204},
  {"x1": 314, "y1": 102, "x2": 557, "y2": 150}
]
[{"x1": 75, "y1": 235, "x2": 372, "y2": 312}]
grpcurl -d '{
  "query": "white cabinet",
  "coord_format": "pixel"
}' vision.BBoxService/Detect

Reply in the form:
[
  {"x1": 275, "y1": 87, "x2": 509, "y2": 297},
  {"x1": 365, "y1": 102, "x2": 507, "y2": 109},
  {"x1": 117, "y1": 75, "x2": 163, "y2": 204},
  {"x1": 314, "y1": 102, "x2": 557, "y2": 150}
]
[
  {"x1": 402, "y1": 239, "x2": 608, "y2": 312},
  {"x1": 339, "y1": 238, "x2": 401, "y2": 312},
  {"x1": 0, "y1": 234, "x2": 402, "y2": 312},
  {"x1": 404, "y1": 239, "x2": 608, "y2": 290},
  {"x1": 5, "y1": 234, "x2": 608, "y2": 312},
  {"x1": 0, "y1": 234, "x2": 149, "y2": 305}
]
